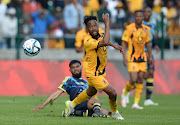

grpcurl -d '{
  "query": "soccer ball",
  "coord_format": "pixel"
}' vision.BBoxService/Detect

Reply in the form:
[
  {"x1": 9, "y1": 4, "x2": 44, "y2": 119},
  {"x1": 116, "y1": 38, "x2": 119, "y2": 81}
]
[{"x1": 23, "y1": 39, "x2": 41, "y2": 56}]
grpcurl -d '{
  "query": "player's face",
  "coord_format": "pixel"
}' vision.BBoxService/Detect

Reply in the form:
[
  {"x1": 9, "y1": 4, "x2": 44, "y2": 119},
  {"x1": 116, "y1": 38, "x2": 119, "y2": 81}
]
[
  {"x1": 134, "y1": 12, "x2": 144, "y2": 25},
  {"x1": 87, "y1": 20, "x2": 99, "y2": 38},
  {"x1": 144, "y1": 8, "x2": 152, "y2": 20},
  {"x1": 70, "y1": 63, "x2": 82, "y2": 78}
]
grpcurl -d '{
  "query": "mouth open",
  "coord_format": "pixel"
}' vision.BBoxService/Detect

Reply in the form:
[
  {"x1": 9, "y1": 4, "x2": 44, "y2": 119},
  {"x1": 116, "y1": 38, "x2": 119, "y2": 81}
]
[{"x1": 92, "y1": 31, "x2": 98, "y2": 35}]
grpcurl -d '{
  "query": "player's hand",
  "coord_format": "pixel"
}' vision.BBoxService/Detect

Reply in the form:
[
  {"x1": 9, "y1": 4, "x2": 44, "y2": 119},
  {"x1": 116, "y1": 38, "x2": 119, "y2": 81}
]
[
  {"x1": 32, "y1": 105, "x2": 45, "y2": 111},
  {"x1": 123, "y1": 58, "x2": 127, "y2": 67},
  {"x1": 154, "y1": 45, "x2": 160, "y2": 53},
  {"x1": 113, "y1": 45, "x2": 123, "y2": 53},
  {"x1": 102, "y1": 13, "x2": 109, "y2": 25}
]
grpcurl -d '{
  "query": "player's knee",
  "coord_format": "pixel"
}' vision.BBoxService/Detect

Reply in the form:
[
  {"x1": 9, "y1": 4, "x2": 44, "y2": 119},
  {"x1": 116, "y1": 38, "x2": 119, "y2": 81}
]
[
  {"x1": 87, "y1": 88, "x2": 97, "y2": 96},
  {"x1": 130, "y1": 79, "x2": 137, "y2": 84},
  {"x1": 148, "y1": 70, "x2": 154, "y2": 78},
  {"x1": 137, "y1": 77, "x2": 143, "y2": 83},
  {"x1": 109, "y1": 90, "x2": 117, "y2": 100}
]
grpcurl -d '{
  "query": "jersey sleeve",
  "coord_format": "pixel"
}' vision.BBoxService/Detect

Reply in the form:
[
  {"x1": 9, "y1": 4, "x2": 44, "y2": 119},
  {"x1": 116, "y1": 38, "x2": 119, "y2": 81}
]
[
  {"x1": 58, "y1": 77, "x2": 70, "y2": 92},
  {"x1": 84, "y1": 37, "x2": 99, "y2": 51},
  {"x1": 145, "y1": 28, "x2": 151, "y2": 43},
  {"x1": 75, "y1": 32, "x2": 83, "y2": 47},
  {"x1": 121, "y1": 28, "x2": 129, "y2": 43}
]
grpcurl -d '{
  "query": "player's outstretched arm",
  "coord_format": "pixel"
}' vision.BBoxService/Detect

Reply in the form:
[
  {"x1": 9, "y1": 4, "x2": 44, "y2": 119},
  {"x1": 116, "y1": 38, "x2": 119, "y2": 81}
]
[
  {"x1": 32, "y1": 89, "x2": 64, "y2": 111},
  {"x1": 122, "y1": 41, "x2": 128, "y2": 67},
  {"x1": 98, "y1": 13, "x2": 110, "y2": 47},
  {"x1": 146, "y1": 42, "x2": 153, "y2": 66},
  {"x1": 108, "y1": 42, "x2": 123, "y2": 53}
]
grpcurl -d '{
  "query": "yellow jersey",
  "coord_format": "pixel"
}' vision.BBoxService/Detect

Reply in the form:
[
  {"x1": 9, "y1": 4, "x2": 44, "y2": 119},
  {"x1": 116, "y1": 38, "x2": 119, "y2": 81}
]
[
  {"x1": 122, "y1": 23, "x2": 150, "y2": 63},
  {"x1": 75, "y1": 28, "x2": 104, "y2": 69},
  {"x1": 83, "y1": 29, "x2": 107, "y2": 77}
]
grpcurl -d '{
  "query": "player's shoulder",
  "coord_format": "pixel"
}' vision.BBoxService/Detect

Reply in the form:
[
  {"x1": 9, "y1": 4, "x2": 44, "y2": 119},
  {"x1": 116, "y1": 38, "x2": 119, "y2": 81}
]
[
  {"x1": 84, "y1": 34, "x2": 93, "y2": 43},
  {"x1": 62, "y1": 76, "x2": 71, "y2": 83},
  {"x1": 150, "y1": 22, "x2": 156, "y2": 28},
  {"x1": 79, "y1": 78, "x2": 88, "y2": 83},
  {"x1": 142, "y1": 24, "x2": 150, "y2": 31},
  {"x1": 126, "y1": 23, "x2": 135, "y2": 30},
  {"x1": 77, "y1": 28, "x2": 86, "y2": 34}
]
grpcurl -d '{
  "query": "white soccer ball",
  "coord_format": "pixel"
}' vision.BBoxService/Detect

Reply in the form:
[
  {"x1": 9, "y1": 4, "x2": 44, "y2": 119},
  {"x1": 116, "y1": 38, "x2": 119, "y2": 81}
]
[{"x1": 23, "y1": 38, "x2": 41, "y2": 56}]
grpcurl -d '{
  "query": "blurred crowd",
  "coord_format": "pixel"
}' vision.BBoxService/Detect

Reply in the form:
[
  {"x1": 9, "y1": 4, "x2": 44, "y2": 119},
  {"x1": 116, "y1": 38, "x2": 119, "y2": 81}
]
[{"x1": 0, "y1": 0, "x2": 179, "y2": 49}]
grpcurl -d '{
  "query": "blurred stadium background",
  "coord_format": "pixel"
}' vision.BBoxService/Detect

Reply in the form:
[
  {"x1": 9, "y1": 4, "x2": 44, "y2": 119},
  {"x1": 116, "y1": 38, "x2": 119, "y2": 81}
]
[{"x1": 0, "y1": 0, "x2": 179, "y2": 95}]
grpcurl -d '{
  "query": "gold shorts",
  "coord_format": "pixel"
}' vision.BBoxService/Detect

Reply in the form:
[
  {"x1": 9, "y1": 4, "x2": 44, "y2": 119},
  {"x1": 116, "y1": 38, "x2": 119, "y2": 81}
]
[
  {"x1": 87, "y1": 75, "x2": 109, "y2": 91},
  {"x1": 128, "y1": 62, "x2": 147, "y2": 72}
]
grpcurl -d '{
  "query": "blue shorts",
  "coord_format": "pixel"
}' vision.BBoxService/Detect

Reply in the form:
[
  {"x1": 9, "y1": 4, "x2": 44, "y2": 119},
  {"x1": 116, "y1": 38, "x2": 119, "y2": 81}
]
[
  {"x1": 75, "y1": 100, "x2": 88, "y2": 110},
  {"x1": 74, "y1": 100, "x2": 93, "y2": 116},
  {"x1": 147, "y1": 56, "x2": 155, "y2": 71}
]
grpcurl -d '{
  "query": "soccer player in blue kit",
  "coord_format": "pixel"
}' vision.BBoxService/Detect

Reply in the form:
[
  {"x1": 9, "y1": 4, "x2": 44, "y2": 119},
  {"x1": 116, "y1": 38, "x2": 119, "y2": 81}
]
[
  {"x1": 32, "y1": 60, "x2": 110, "y2": 117},
  {"x1": 143, "y1": 7, "x2": 159, "y2": 106}
]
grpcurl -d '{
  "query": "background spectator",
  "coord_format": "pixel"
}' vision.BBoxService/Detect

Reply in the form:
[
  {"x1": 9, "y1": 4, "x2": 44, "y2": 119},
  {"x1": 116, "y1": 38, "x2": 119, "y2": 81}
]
[
  {"x1": 166, "y1": 0, "x2": 177, "y2": 25},
  {"x1": 176, "y1": 0, "x2": 180, "y2": 24},
  {"x1": 64, "y1": 0, "x2": 84, "y2": 34},
  {"x1": 126, "y1": 0, "x2": 144, "y2": 15},
  {"x1": 22, "y1": 0, "x2": 42, "y2": 15},
  {"x1": 110, "y1": 1, "x2": 126, "y2": 45},
  {"x1": 97, "y1": 0, "x2": 111, "y2": 30},
  {"x1": 1, "y1": 7, "x2": 17, "y2": 48},
  {"x1": 20, "y1": 14, "x2": 32, "y2": 35},
  {"x1": 82, "y1": 0, "x2": 91, "y2": 16},
  {"x1": 0, "y1": 0, "x2": 178, "y2": 50},
  {"x1": 31, "y1": 9, "x2": 54, "y2": 46},
  {"x1": 167, "y1": 18, "x2": 180, "y2": 48},
  {"x1": 48, "y1": 6, "x2": 65, "y2": 49},
  {"x1": 152, "y1": 0, "x2": 163, "y2": 14},
  {"x1": 105, "y1": 0, "x2": 119, "y2": 15},
  {"x1": 0, "y1": 0, "x2": 7, "y2": 24},
  {"x1": 0, "y1": 0, "x2": 7, "y2": 46}
]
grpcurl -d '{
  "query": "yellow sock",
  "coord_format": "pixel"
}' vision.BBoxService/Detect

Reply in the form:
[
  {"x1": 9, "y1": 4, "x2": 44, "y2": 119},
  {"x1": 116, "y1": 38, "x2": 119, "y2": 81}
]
[
  {"x1": 134, "y1": 84, "x2": 143, "y2": 104},
  {"x1": 71, "y1": 90, "x2": 90, "y2": 107},
  {"x1": 108, "y1": 99, "x2": 117, "y2": 113},
  {"x1": 124, "y1": 81, "x2": 134, "y2": 96}
]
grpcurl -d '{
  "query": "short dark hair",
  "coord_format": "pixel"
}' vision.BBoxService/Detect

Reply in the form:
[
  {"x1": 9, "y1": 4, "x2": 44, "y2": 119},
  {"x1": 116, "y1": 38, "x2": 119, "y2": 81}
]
[
  {"x1": 143, "y1": 6, "x2": 152, "y2": 12},
  {"x1": 84, "y1": 16, "x2": 97, "y2": 26},
  {"x1": 69, "y1": 60, "x2": 81, "y2": 67},
  {"x1": 134, "y1": 10, "x2": 143, "y2": 15}
]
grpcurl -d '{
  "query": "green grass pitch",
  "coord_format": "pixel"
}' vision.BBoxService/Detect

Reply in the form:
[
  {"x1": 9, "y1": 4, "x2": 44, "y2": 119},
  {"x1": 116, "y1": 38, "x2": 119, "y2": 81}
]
[{"x1": 0, "y1": 95, "x2": 180, "y2": 125}]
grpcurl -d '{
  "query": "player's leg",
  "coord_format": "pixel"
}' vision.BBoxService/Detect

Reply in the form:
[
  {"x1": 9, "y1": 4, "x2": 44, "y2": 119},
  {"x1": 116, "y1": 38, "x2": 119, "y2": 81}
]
[
  {"x1": 144, "y1": 68, "x2": 158, "y2": 106},
  {"x1": 87, "y1": 97, "x2": 109, "y2": 117},
  {"x1": 64, "y1": 86, "x2": 97, "y2": 117},
  {"x1": 132, "y1": 71, "x2": 145, "y2": 109},
  {"x1": 121, "y1": 72, "x2": 137, "y2": 107},
  {"x1": 63, "y1": 100, "x2": 89, "y2": 117},
  {"x1": 103, "y1": 84, "x2": 124, "y2": 120},
  {"x1": 72, "y1": 86, "x2": 97, "y2": 107}
]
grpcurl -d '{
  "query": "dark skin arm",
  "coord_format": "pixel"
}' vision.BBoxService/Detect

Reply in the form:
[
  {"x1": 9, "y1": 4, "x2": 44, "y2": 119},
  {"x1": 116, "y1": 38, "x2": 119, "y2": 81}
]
[
  {"x1": 108, "y1": 42, "x2": 123, "y2": 53},
  {"x1": 97, "y1": 14, "x2": 123, "y2": 52},
  {"x1": 122, "y1": 41, "x2": 128, "y2": 67},
  {"x1": 146, "y1": 42, "x2": 153, "y2": 66},
  {"x1": 75, "y1": 47, "x2": 84, "y2": 53},
  {"x1": 98, "y1": 13, "x2": 110, "y2": 47},
  {"x1": 32, "y1": 89, "x2": 64, "y2": 111}
]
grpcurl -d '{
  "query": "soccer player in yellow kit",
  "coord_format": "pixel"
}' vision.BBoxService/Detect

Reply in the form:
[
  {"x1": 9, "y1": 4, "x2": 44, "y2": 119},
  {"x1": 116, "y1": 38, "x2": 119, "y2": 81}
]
[
  {"x1": 121, "y1": 10, "x2": 153, "y2": 109},
  {"x1": 75, "y1": 26, "x2": 104, "y2": 71},
  {"x1": 65, "y1": 14, "x2": 124, "y2": 120}
]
